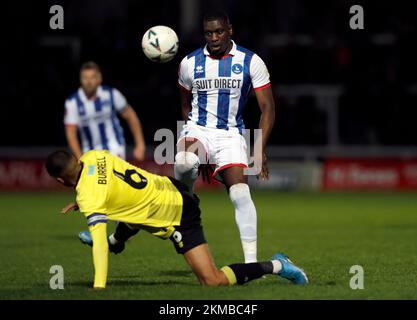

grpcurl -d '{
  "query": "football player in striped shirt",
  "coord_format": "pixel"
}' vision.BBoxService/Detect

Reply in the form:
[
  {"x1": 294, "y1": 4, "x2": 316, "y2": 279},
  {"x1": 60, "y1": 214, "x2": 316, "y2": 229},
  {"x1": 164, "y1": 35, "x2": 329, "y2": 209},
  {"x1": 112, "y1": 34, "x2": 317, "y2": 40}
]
[
  {"x1": 64, "y1": 61, "x2": 146, "y2": 161},
  {"x1": 175, "y1": 11, "x2": 276, "y2": 264},
  {"x1": 45, "y1": 150, "x2": 307, "y2": 289}
]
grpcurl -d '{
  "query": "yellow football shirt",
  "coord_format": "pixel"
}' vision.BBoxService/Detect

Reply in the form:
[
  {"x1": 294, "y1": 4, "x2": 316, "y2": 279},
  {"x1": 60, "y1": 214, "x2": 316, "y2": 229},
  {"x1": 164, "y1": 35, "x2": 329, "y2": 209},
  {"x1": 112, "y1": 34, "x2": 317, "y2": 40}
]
[
  {"x1": 75, "y1": 150, "x2": 183, "y2": 288},
  {"x1": 76, "y1": 150, "x2": 183, "y2": 237}
]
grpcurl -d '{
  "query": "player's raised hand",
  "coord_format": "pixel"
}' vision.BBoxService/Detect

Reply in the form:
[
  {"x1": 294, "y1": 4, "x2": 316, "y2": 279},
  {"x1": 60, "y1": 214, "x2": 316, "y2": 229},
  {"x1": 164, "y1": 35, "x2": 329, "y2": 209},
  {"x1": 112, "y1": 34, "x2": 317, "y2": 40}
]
[
  {"x1": 257, "y1": 152, "x2": 269, "y2": 181},
  {"x1": 61, "y1": 202, "x2": 79, "y2": 214},
  {"x1": 133, "y1": 144, "x2": 146, "y2": 161}
]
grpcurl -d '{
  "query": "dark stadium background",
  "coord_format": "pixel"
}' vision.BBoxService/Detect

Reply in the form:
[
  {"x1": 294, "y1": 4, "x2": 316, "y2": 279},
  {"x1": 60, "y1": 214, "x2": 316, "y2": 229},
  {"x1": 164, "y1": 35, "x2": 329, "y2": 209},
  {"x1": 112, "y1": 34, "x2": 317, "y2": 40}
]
[
  {"x1": 3, "y1": 0, "x2": 417, "y2": 301},
  {"x1": 2, "y1": 0, "x2": 417, "y2": 148}
]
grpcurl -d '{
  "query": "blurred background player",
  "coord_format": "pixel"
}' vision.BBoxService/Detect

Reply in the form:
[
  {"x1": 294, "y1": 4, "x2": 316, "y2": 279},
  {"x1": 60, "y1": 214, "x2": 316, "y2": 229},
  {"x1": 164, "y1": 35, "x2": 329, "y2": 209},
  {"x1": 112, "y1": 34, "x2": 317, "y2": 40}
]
[
  {"x1": 175, "y1": 11, "x2": 276, "y2": 263},
  {"x1": 64, "y1": 61, "x2": 146, "y2": 161},
  {"x1": 45, "y1": 150, "x2": 307, "y2": 289}
]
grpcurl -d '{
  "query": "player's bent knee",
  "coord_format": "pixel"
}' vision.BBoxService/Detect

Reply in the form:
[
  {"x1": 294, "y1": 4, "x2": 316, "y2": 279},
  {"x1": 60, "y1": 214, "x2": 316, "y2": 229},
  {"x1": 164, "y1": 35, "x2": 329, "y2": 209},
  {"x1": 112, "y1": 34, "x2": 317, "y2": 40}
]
[
  {"x1": 174, "y1": 151, "x2": 200, "y2": 173},
  {"x1": 229, "y1": 183, "x2": 252, "y2": 203}
]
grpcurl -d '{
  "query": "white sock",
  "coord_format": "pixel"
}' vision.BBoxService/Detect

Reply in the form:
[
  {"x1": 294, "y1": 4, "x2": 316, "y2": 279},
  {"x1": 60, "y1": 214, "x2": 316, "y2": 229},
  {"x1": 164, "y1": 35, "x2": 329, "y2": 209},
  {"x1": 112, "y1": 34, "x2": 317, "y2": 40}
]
[
  {"x1": 271, "y1": 260, "x2": 283, "y2": 274},
  {"x1": 242, "y1": 240, "x2": 257, "y2": 263},
  {"x1": 108, "y1": 234, "x2": 118, "y2": 245},
  {"x1": 174, "y1": 151, "x2": 199, "y2": 192},
  {"x1": 229, "y1": 183, "x2": 257, "y2": 263}
]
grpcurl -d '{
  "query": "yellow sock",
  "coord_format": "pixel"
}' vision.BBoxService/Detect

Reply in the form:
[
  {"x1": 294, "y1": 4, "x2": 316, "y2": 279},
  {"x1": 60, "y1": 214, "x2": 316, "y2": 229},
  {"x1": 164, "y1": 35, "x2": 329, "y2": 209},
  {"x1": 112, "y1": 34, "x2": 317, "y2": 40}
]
[{"x1": 220, "y1": 266, "x2": 237, "y2": 285}]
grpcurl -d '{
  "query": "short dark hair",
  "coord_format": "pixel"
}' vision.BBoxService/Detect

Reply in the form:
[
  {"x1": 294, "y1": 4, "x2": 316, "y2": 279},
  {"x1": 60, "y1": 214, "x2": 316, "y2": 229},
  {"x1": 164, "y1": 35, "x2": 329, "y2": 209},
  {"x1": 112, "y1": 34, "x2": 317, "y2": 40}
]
[
  {"x1": 203, "y1": 10, "x2": 230, "y2": 24},
  {"x1": 45, "y1": 150, "x2": 73, "y2": 178},
  {"x1": 80, "y1": 61, "x2": 101, "y2": 73}
]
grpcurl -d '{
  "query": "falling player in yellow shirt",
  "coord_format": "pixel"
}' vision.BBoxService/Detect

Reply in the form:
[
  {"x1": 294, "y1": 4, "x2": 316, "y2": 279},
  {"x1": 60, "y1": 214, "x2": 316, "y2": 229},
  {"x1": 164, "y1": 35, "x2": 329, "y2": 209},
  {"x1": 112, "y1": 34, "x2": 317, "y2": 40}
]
[{"x1": 45, "y1": 150, "x2": 308, "y2": 289}]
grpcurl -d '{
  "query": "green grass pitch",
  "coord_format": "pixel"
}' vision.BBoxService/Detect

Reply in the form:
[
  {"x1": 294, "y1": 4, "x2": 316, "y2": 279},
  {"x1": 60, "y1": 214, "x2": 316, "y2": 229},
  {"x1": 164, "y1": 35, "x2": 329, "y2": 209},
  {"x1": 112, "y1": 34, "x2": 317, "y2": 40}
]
[{"x1": 1, "y1": 190, "x2": 417, "y2": 299}]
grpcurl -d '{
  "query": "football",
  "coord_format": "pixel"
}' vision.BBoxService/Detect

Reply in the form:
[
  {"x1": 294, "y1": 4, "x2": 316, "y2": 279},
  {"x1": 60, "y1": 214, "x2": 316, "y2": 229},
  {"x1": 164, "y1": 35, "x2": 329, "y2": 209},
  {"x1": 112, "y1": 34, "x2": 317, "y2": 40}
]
[{"x1": 141, "y1": 25, "x2": 179, "y2": 63}]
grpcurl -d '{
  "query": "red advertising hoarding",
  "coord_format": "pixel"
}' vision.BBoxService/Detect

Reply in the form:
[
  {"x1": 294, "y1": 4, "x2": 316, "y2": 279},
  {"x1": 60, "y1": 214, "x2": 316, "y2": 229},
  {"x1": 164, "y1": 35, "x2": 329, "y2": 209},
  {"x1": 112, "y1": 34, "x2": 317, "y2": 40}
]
[
  {"x1": 0, "y1": 158, "x2": 219, "y2": 191},
  {"x1": 323, "y1": 158, "x2": 417, "y2": 191}
]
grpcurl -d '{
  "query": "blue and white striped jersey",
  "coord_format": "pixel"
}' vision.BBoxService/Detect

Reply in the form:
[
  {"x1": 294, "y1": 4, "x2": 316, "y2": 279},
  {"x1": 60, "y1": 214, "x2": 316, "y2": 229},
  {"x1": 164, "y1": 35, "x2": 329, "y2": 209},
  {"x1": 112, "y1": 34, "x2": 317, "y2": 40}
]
[
  {"x1": 178, "y1": 40, "x2": 271, "y2": 133},
  {"x1": 64, "y1": 85, "x2": 126, "y2": 153}
]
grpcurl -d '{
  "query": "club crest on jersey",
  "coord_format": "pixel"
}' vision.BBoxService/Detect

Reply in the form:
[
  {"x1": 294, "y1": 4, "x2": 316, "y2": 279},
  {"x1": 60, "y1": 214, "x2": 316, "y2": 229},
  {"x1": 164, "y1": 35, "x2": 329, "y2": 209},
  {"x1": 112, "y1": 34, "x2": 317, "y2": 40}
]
[
  {"x1": 102, "y1": 100, "x2": 112, "y2": 109},
  {"x1": 232, "y1": 63, "x2": 243, "y2": 74},
  {"x1": 195, "y1": 65, "x2": 204, "y2": 73}
]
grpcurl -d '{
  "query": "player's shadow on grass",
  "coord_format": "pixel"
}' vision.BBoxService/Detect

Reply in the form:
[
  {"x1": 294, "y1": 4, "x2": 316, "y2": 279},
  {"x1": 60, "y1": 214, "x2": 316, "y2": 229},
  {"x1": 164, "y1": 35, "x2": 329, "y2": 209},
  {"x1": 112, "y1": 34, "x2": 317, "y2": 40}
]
[
  {"x1": 70, "y1": 278, "x2": 193, "y2": 287},
  {"x1": 157, "y1": 270, "x2": 193, "y2": 277},
  {"x1": 109, "y1": 279, "x2": 190, "y2": 286},
  {"x1": 50, "y1": 235, "x2": 81, "y2": 241}
]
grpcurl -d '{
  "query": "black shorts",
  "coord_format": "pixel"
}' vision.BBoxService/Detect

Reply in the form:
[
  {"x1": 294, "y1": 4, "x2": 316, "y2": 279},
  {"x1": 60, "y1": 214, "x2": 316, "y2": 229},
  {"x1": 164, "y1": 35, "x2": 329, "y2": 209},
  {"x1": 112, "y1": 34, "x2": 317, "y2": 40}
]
[{"x1": 168, "y1": 177, "x2": 207, "y2": 254}]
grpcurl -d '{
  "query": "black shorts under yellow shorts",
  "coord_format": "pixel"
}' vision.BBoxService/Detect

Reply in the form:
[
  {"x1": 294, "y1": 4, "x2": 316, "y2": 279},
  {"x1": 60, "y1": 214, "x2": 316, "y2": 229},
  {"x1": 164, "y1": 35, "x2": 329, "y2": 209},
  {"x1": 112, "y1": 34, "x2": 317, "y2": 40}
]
[{"x1": 168, "y1": 177, "x2": 207, "y2": 254}]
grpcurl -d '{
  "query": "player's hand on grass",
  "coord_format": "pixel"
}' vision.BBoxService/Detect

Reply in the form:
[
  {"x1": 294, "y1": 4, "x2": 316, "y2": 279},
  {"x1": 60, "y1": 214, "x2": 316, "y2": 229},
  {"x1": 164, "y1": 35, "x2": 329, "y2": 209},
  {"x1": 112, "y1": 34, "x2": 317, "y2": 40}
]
[
  {"x1": 257, "y1": 152, "x2": 269, "y2": 181},
  {"x1": 61, "y1": 202, "x2": 79, "y2": 214},
  {"x1": 133, "y1": 144, "x2": 146, "y2": 161},
  {"x1": 198, "y1": 164, "x2": 214, "y2": 183}
]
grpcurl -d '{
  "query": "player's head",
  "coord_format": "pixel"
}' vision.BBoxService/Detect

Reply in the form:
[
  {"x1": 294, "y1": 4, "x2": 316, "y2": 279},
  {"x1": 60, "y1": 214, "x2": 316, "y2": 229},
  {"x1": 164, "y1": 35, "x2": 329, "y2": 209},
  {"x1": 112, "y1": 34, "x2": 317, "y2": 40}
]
[
  {"x1": 45, "y1": 150, "x2": 81, "y2": 187},
  {"x1": 203, "y1": 10, "x2": 233, "y2": 56},
  {"x1": 80, "y1": 61, "x2": 102, "y2": 97}
]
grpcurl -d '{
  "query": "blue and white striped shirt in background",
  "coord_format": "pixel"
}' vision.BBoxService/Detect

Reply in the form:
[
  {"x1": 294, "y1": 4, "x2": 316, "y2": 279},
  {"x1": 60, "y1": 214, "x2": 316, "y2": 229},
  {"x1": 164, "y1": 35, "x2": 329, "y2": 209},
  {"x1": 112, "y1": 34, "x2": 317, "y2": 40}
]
[{"x1": 64, "y1": 85, "x2": 126, "y2": 154}]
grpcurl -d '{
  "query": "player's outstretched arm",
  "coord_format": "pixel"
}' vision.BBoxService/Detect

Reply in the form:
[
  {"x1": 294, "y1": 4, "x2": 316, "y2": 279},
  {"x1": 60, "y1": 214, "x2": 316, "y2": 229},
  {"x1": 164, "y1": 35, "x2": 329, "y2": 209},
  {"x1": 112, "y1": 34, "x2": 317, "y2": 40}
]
[
  {"x1": 89, "y1": 221, "x2": 109, "y2": 289},
  {"x1": 254, "y1": 86, "x2": 276, "y2": 180},
  {"x1": 119, "y1": 105, "x2": 146, "y2": 161}
]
